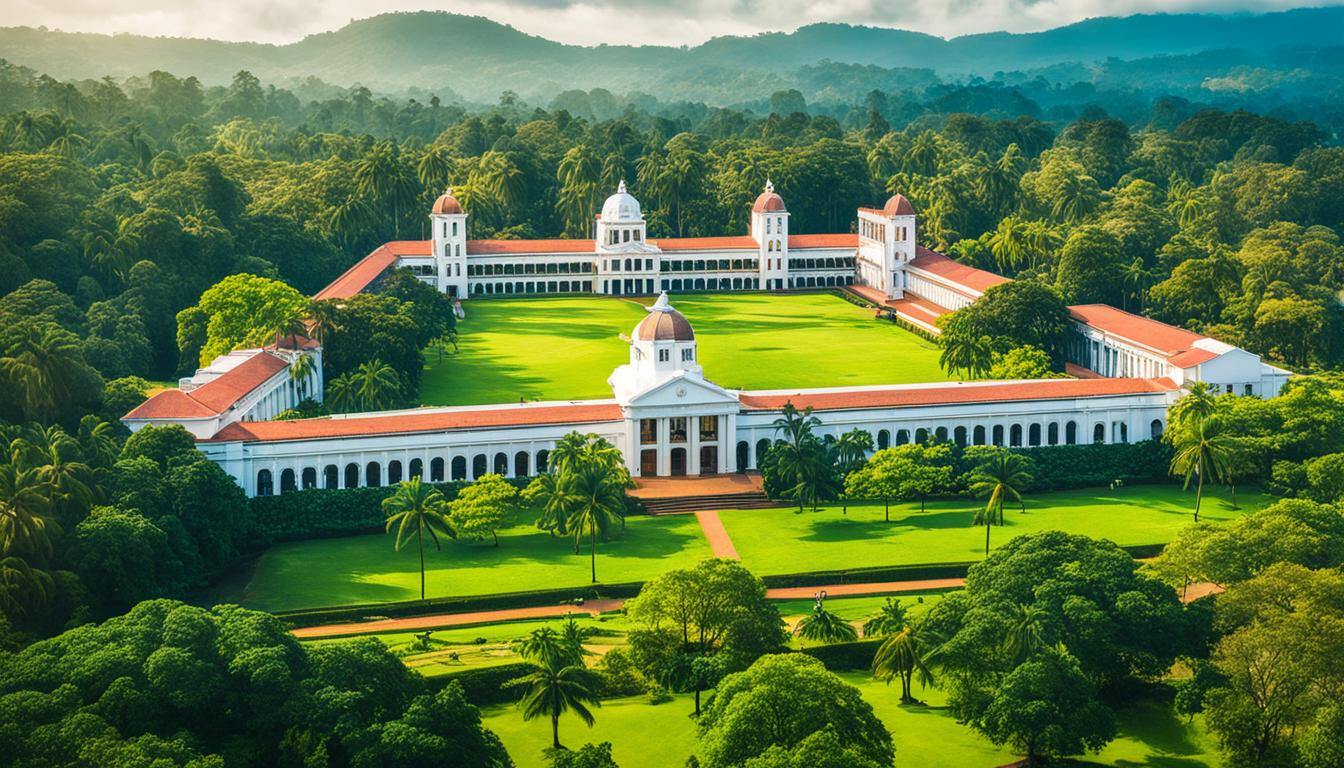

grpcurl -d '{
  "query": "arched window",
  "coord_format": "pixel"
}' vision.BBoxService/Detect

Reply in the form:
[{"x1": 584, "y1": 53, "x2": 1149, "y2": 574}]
[
  {"x1": 1066, "y1": 421, "x2": 1078, "y2": 445},
  {"x1": 324, "y1": 464, "x2": 338, "y2": 490},
  {"x1": 344, "y1": 463, "x2": 359, "y2": 488},
  {"x1": 301, "y1": 467, "x2": 317, "y2": 490},
  {"x1": 756, "y1": 439, "x2": 772, "y2": 465},
  {"x1": 736, "y1": 441, "x2": 749, "y2": 472},
  {"x1": 1047, "y1": 422, "x2": 1059, "y2": 446},
  {"x1": 877, "y1": 430, "x2": 890, "y2": 450},
  {"x1": 365, "y1": 462, "x2": 382, "y2": 487},
  {"x1": 494, "y1": 452, "x2": 509, "y2": 475},
  {"x1": 256, "y1": 469, "x2": 273, "y2": 496},
  {"x1": 1093, "y1": 423, "x2": 1106, "y2": 444},
  {"x1": 1150, "y1": 419, "x2": 1164, "y2": 440},
  {"x1": 1010, "y1": 425, "x2": 1023, "y2": 447},
  {"x1": 1118, "y1": 422, "x2": 1128, "y2": 443},
  {"x1": 973, "y1": 425, "x2": 986, "y2": 445},
  {"x1": 409, "y1": 458, "x2": 424, "y2": 479},
  {"x1": 515, "y1": 451, "x2": 530, "y2": 477},
  {"x1": 537, "y1": 450, "x2": 550, "y2": 473},
  {"x1": 280, "y1": 468, "x2": 297, "y2": 493},
  {"x1": 915, "y1": 428, "x2": 928, "y2": 444},
  {"x1": 992, "y1": 425, "x2": 1004, "y2": 446},
  {"x1": 1028, "y1": 424, "x2": 1041, "y2": 447},
  {"x1": 954, "y1": 426, "x2": 967, "y2": 447},
  {"x1": 452, "y1": 456, "x2": 468, "y2": 480},
  {"x1": 472, "y1": 454, "x2": 487, "y2": 479},
  {"x1": 430, "y1": 457, "x2": 445, "y2": 482},
  {"x1": 935, "y1": 426, "x2": 948, "y2": 442},
  {"x1": 896, "y1": 430, "x2": 910, "y2": 446},
  {"x1": 388, "y1": 460, "x2": 403, "y2": 485}
]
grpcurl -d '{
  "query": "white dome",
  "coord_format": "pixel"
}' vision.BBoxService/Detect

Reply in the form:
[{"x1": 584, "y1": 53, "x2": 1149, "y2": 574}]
[{"x1": 601, "y1": 180, "x2": 642, "y2": 222}]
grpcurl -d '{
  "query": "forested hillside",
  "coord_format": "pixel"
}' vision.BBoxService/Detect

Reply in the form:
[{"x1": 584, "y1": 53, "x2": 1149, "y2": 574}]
[{"x1": 1, "y1": 7, "x2": 1341, "y2": 105}]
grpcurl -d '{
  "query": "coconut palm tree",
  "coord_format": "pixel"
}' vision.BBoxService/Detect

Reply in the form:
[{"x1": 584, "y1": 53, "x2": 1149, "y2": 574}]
[
  {"x1": 1170, "y1": 417, "x2": 1233, "y2": 523},
  {"x1": 513, "y1": 626, "x2": 584, "y2": 669},
  {"x1": 968, "y1": 450, "x2": 1034, "y2": 555},
  {"x1": 0, "y1": 463, "x2": 55, "y2": 560},
  {"x1": 834, "y1": 429, "x2": 874, "y2": 514},
  {"x1": 0, "y1": 324, "x2": 84, "y2": 421},
  {"x1": 862, "y1": 598, "x2": 908, "y2": 638},
  {"x1": 508, "y1": 652, "x2": 602, "y2": 750},
  {"x1": 382, "y1": 478, "x2": 454, "y2": 601},
  {"x1": 1169, "y1": 381, "x2": 1219, "y2": 433},
  {"x1": 988, "y1": 217, "x2": 1031, "y2": 274},
  {"x1": 1002, "y1": 603, "x2": 1049, "y2": 666},
  {"x1": 354, "y1": 142, "x2": 417, "y2": 238},
  {"x1": 772, "y1": 402, "x2": 821, "y2": 450},
  {"x1": 523, "y1": 470, "x2": 574, "y2": 537},
  {"x1": 565, "y1": 460, "x2": 627, "y2": 583},
  {"x1": 872, "y1": 620, "x2": 938, "y2": 704},
  {"x1": 0, "y1": 556, "x2": 55, "y2": 617},
  {"x1": 326, "y1": 373, "x2": 358, "y2": 413},
  {"x1": 478, "y1": 150, "x2": 528, "y2": 212},
  {"x1": 355, "y1": 359, "x2": 400, "y2": 411},
  {"x1": 1051, "y1": 172, "x2": 1101, "y2": 224},
  {"x1": 15, "y1": 425, "x2": 96, "y2": 523},
  {"x1": 794, "y1": 592, "x2": 858, "y2": 645},
  {"x1": 416, "y1": 146, "x2": 453, "y2": 193},
  {"x1": 288, "y1": 354, "x2": 317, "y2": 400},
  {"x1": 939, "y1": 334, "x2": 994, "y2": 381}
]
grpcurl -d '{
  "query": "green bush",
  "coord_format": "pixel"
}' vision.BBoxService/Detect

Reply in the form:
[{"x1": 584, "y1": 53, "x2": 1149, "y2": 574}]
[
  {"x1": 246, "y1": 477, "x2": 531, "y2": 544},
  {"x1": 799, "y1": 639, "x2": 883, "y2": 670},
  {"x1": 954, "y1": 440, "x2": 1172, "y2": 493},
  {"x1": 431, "y1": 662, "x2": 534, "y2": 705}
]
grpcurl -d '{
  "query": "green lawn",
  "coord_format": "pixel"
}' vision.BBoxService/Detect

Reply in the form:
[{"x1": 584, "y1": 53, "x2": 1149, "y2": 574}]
[
  {"x1": 420, "y1": 292, "x2": 950, "y2": 406},
  {"x1": 241, "y1": 513, "x2": 712, "y2": 612},
  {"x1": 719, "y1": 484, "x2": 1268, "y2": 576},
  {"x1": 481, "y1": 672, "x2": 1223, "y2": 768}
]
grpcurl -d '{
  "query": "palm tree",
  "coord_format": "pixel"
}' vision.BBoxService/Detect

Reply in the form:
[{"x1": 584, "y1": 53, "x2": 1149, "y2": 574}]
[
  {"x1": 1002, "y1": 603, "x2": 1048, "y2": 666},
  {"x1": 939, "y1": 334, "x2": 994, "y2": 380},
  {"x1": 0, "y1": 463, "x2": 55, "y2": 560},
  {"x1": 548, "y1": 432, "x2": 592, "y2": 477},
  {"x1": 861, "y1": 598, "x2": 908, "y2": 638},
  {"x1": 1121, "y1": 257, "x2": 1152, "y2": 312},
  {"x1": 77, "y1": 415, "x2": 119, "y2": 469},
  {"x1": 382, "y1": 478, "x2": 454, "y2": 601},
  {"x1": 1051, "y1": 173, "x2": 1101, "y2": 224},
  {"x1": 0, "y1": 556, "x2": 55, "y2": 617},
  {"x1": 15, "y1": 425, "x2": 96, "y2": 523},
  {"x1": 524, "y1": 471, "x2": 574, "y2": 537},
  {"x1": 988, "y1": 217, "x2": 1031, "y2": 274},
  {"x1": 0, "y1": 324, "x2": 84, "y2": 421},
  {"x1": 557, "y1": 145, "x2": 601, "y2": 237},
  {"x1": 565, "y1": 460, "x2": 626, "y2": 583},
  {"x1": 326, "y1": 196, "x2": 374, "y2": 248},
  {"x1": 327, "y1": 373, "x2": 358, "y2": 413},
  {"x1": 794, "y1": 592, "x2": 858, "y2": 645},
  {"x1": 416, "y1": 146, "x2": 453, "y2": 193},
  {"x1": 306, "y1": 301, "x2": 341, "y2": 346},
  {"x1": 1169, "y1": 381, "x2": 1218, "y2": 432},
  {"x1": 478, "y1": 150, "x2": 528, "y2": 212},
  {"x1": 508, "y1": 653, "x2": 602, "y2": 750},
  {"x1": 355, "y1": 359, "x2": 400, "y2": 411},
  {"x1": 354, "y1": 142, "x2": 417, "y2": 238},
  {"x1": 872, "y1": 620, "x2": 938, "y2": 704},
  {"x1": 513, "y1": 626, "x2": 584, "y2": 669},
  {"x1": 1170, "y1": 417, "x2": 1233, "y2": 523},
  {"x1": 968, "y1": 451, "x2": 1034, "y2": 555},
  {"x1": 772, "y1": 402, "x2": 821, "y2": 451},
  {"x1": 834, "y1": 429, "x2": 873, "y2": 514}
]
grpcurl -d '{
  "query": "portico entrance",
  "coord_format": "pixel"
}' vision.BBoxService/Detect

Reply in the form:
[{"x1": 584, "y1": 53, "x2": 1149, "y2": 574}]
[
  {"x1": 669, "y1": 447, "x2": 687, "y2": 476},
  {"x1": 699, "y1": 445, "x2": 718, "y2": 475}
]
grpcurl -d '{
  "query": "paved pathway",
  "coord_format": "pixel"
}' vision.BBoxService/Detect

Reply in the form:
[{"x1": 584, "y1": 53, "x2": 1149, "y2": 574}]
[
  {"x1": 629, "y1": 473, "x2": 764, "y2": 499},
  {"x1": 292, "y1": 598, "x2": 626, "y2": 639},
  {"x1": 694, "y1": 510, "x2": 740, "y2": 560}
]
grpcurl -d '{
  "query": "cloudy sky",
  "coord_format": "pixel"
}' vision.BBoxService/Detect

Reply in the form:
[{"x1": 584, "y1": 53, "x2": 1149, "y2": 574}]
[{"x1": 4, "y1": 0, "x2": 1328, "y2": 47}]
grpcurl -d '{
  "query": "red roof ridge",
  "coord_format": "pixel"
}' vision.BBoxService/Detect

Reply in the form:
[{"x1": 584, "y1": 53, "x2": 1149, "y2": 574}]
[
  {"x1": 908, "y1": 248, "x2": 1010, "y2": 294},
  {"x1": 738, "y1": 377, "x2": 1177, "y2": 412},
  {"x1": 314, "y1": 245, "x2": 400, "y2": 301},
  {"x1": 124, "y1": 389, "x2": 217, "y2": 420},
  {"x1": 1067, "y1": 304, "x2": 1210, "y2": 357}
]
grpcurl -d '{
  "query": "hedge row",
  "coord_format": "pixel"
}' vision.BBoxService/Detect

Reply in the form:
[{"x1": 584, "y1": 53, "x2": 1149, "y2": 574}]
[
  {"x1": 246, "y1": 477, "x2": 532, "y2": 545},
  {"x1": 977, "y1": 440, "x2": 1174, "y2": 493},
  {"x1": 800, "y1": 639, "x2": 883, "y2": 671},
  {"x1": 427, "y1": 662, "x2": 533, "y2": 705}
]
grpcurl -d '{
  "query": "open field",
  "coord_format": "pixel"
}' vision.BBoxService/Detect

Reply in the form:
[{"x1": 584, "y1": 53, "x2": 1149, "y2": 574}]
[
  {"x1": 242, "y1": 485, "x2": 1261, "y2": 613},
  {"x1": 481, "y1": 673, "x2": 1222, "y2": 768},
  {"x1": 721, "y1": 484, "x2": 1267, "y2": 576},
  {"x1": 240, "y1": 512, "x2": 712, "y2": 612},
  {"x1": 419, "y1": 292, "x2": 950, "y2": 406}
]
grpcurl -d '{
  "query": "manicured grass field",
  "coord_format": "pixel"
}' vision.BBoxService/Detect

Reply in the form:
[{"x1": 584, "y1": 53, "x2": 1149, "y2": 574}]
[
  {"x1": 240, "y1": 512, "x2": 712, "y2": 612},
  {"x1": 719, "y1": 484, "x2": 1267, "y2": 576},
  {"x1": 481, "y1": 673, "x2": 1222, "y2": 768},
  {"x1": 419, "y1": 292, "x2": 950, "y2": 406}
]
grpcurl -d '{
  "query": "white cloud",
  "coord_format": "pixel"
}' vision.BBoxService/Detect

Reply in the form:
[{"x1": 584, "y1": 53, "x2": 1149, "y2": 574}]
[{"x1": 2, "y1": 0, "x2": 1329, "y2": 46}]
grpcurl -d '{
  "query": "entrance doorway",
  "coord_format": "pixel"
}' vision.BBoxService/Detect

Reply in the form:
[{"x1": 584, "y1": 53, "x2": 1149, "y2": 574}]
[
  {"x1": 699, "y1": 445, "x2": 718, "y2": 475},
  {"x1": 640, "y1": 449, "x2": 657, "y2": 476},
  {"x1": 670, "y1": 448, "x2": 687, "y2": 476}
]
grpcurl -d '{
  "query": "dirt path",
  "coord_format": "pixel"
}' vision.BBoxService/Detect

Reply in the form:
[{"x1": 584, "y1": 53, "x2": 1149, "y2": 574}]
[{"x1": 694, "y1": 509, "x2": 740, "y2": 560}]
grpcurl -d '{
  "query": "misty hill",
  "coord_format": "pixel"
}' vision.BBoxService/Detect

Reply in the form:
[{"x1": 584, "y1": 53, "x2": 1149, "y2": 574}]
[{"x1": 0, "y1": 7, "x2": 1340, "y2": 102}]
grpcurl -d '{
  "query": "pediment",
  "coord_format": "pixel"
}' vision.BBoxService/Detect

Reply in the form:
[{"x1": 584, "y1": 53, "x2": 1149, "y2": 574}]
[{"x1": 626, "y1": 372, "x2": 739, "y2": 410}]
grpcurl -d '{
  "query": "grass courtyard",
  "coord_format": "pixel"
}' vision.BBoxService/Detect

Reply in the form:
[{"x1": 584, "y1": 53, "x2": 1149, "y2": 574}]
[
  {"x1": 419, "y1": 292, "x2": 950, "y2": 406},
  {"x1": 241, "y1": 484, "x2": 1259, "y2": 613}
]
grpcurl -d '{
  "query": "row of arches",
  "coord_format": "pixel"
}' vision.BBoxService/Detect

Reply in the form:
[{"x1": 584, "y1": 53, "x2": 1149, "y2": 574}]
[
  {"x1": 254, "y1": 449, "x2": 551, "y2": 496},
  {"x1": 664, "y1": 277, "x2": 759, "y2": 292},
  {"x1": 471, "y1": 280, "x2": 595, "y2": 295},
  {"x1": 787, "y1": 275, "x2": 852, "y2": 289},
  {"x1": 731, "y1": 418, "x2": 1163, "y2": 472},
  {"x1": 662, "y1": 259, "x2": 759, "y2": 272}
]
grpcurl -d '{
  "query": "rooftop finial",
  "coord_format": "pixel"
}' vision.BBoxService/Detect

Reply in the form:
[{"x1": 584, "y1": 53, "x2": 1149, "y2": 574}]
[
  {"x1": 650, "y1": 291, "x2": 672, "y2": 312},
  {"x1": 444, "y1": 185, "x2": 453, "y2": 197},
  {"x1": 765, "y1": 178, "x2": 774, "y2": 194},
  {"x1": 618, "y1": 179, "x2": 628, "y2": 194}
]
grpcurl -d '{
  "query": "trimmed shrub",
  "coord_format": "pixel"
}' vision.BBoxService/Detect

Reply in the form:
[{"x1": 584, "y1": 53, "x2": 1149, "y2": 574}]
[
  {"x1": 800, "y1": 639, "x2": 882, "y2": 670},
  {"x1": 954, "y1": 440, "x2": 1171, "y2": 493},
  {"x1": 430, "y1": 662, "x2": 533, "y2": 705}
]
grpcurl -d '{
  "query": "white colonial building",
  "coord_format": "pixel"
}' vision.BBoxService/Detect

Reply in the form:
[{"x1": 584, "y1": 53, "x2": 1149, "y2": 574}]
[{"x1": 124, "y1": 182, "x2": 1292, "y2": 496}]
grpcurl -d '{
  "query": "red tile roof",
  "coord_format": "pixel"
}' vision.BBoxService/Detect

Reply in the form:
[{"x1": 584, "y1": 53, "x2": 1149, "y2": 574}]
[
  {"x1": 1068, "y1": 304, "x2": 1210, "y2": 357},
  {"x1": 908, "y1": 249, "x2": 1010, "y2": 294},
  {"x1": 204, "y1": 402, "x2": 624, "y2": 443},
  {"x1": 653, "y1": 236, "x2": 756, "y2": 251},
  {"x1": 124, "y1": 389, "x2": 217, "y2": 420},
  {"x1": 1166, "y1": 348, "x2": 1221, "y2": 368},
  {"x1": 468, "y1": 239, "x2": 596, "y2": 254},
  {"x1": 314, "y1": 245, "x2": 400, "y2": 300},
  {"x1": 738, "y1": 378, "x2": 1177, "y2": 412},
  {"x1": 789, "y1": 233, "x2": 858, "y2": 249},
  {"x1": 124, "y1": 352, "x2": 289, "y2": 420}
]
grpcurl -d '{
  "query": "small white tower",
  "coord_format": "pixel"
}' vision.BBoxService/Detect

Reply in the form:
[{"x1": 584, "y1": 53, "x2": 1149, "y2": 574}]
[
  {"x1": 883, "y1": 192, "x2": 917, "y2": 267},
  {"x1": 429, "y1": 187, "x2": 468, "y2": 297},
  {"x1": 626, "y1": 292, "x2": 700, "y2": 391},
  {"x1": 750, "y1": 180, "x2": 789, "y2": 290},
  {"x1": 856, "y1": 193, "x2": 918, "y2": 299}
]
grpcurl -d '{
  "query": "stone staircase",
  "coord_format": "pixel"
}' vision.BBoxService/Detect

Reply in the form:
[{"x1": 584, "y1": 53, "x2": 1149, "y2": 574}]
[{"x1": 639, "y1": 491, "x2": 779, "y2": 515}]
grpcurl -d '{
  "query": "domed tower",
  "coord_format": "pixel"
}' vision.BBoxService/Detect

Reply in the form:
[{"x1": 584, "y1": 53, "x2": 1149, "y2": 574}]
[
  {"x1": 882, "y1": 192, "x2": 917, "y2": 266},
  {"x1": 429, "y1": 187, "x2": 468, "y2": 297},
  {"x1": 856, "y1": 192, "x2": 918, "y2": 299},
  {"x1": 627, "y1": 292, "x2": 700, "y2": 390},
  {"x1": 751, "y1": 180, "x2": 789, "y2": 290},
  {"x1": 596, "y1": 180, "x2": 647, "y2": 250}
]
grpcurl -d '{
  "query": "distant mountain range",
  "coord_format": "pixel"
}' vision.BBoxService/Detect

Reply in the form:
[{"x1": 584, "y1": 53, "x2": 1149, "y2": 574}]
[{"x1": 1, "y1": 7, "x2": 1341, "y2": 103}]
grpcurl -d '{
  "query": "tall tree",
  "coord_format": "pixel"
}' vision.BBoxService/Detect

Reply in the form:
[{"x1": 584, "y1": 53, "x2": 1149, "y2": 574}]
[{"x1": 382, "y1": 477, "x2": 454, "y2": 600}]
